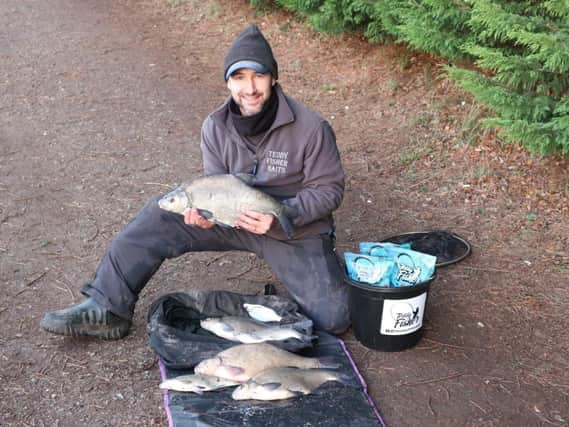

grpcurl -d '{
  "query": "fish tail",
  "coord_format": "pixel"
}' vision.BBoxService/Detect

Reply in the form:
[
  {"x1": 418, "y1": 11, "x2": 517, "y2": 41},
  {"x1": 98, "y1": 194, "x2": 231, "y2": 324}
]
[
  {"x1": 326, "y1": 372, "x2": 354, "y2": 387},
  {"x1": 290, "y1": 319, "x2": 313, "y2": 334},
  {"x1": 277, "y1": 212, "x2": 295, "y2": 239},
  {"x1": 277, "y1": 204, "x2": 297, "y2": 239},
  {"x1": 290, "y1": 319, "x2": 317, "y2": 344},
  {"x1": 316, "y1": 356, "x2": 341, "y2": 370}
]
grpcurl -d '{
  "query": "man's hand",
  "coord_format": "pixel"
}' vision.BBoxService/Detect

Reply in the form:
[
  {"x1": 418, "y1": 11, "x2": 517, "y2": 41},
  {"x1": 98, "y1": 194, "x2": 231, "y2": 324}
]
[
  {"x1": 184, "y1": 208, "x2": 216, "y2": 229},
  {"x1": 235, "y1": 210, "x2": 274, "y2": 235}
]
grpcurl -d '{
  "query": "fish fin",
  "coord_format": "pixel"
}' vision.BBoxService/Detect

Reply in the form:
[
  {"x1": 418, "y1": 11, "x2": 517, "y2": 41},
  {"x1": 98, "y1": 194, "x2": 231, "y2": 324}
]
[
  {"x1": 277, "y1": 204, "x2": 298, "y2": 239},
  {"x1": 289, "y1": 319, "x2": 318, "y2": 344},
  {"x1": 290, "y1": 319, "x2": 314, "y2": 334},
  {"x1": 197, "y1": 209, "x2": 214, "y2": 220},
  {"x1": 283, "y1": 204, "x2": 298, "y2": 219},
  {"x1": 214, "y1": 221, "x2": 233, "y2": 229},
  {"x1": 293, "y1": 333, "x2": 319, "y2": 345},
  {"x1": 260, "y1": 382, "x2": 282, "y2": 391},
  {"x1": 233, "y1": 173, "x2": 256, "y2": 186},
  {"x1": 217, "y1": 365, "x2": 245, "y2": 379},
  {"x1": 277, "y1": 213, "x2": 295, "y2": 239}
]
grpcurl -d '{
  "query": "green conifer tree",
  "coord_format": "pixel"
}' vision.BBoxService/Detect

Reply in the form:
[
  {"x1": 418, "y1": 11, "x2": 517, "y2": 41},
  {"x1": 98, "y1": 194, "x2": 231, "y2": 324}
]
[
  {"x1": 447, "y1": 0, "x2": 569, "y2": 154},
  {"x1": 367, "y1": 0, "x2": 473, "y2": 59}
]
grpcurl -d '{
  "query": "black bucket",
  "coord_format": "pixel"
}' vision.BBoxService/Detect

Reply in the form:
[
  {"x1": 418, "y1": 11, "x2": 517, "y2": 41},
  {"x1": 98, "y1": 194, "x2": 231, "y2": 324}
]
[{"x1": 346, "y1": 274, "x2": 435, "y2": 351}]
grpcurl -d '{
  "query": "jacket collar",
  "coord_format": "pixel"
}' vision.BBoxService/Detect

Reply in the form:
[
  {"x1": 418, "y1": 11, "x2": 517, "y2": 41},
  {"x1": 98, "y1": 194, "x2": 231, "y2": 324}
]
[{"x1": 211, "y1": 84, "x2": 295, "y2": 139}]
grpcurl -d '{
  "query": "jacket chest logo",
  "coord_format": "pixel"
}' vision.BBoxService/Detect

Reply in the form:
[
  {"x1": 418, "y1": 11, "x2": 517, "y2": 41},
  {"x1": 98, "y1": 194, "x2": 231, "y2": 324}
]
[{"x1": 265, "y1": 150, "x2": 289, "y2": 176}]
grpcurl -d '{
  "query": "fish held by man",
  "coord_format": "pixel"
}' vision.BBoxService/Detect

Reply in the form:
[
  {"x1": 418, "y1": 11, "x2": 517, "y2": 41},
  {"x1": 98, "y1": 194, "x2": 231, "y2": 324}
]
[
  {"x1": 194, "y1": 342, "x2": 339, "y2": 383},
  {"x1": 231, "y1": 367, "x2": 351, "y2": 401},
  {"x1": 158, "y1": 174, "x2": 297, "y2": 238},
  {"x1": 159, "y1": 373, "x2": 239, "y2": 394},
  {"x1": 200, "y1": 316, "x2": 315, "y2": 344}
]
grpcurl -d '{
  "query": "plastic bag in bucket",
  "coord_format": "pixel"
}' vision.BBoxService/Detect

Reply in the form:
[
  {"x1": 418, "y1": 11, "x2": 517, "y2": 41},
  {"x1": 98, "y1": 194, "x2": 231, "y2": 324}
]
[
  {"x1": 360, "y1": 242, "x2": 436, "y2": 285},
  {"x1": 345, "y1": 243, "x2": 436, "y2": 288},
  {"x1": 343, "y1": 252, "x2": 393, "y2": 287}
]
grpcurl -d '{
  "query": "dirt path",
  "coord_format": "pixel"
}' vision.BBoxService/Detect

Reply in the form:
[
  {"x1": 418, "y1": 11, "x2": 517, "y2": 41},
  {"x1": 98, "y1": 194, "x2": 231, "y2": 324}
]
[{"x1": 1, "y1": 0, "x2": 568, "y2": 426}]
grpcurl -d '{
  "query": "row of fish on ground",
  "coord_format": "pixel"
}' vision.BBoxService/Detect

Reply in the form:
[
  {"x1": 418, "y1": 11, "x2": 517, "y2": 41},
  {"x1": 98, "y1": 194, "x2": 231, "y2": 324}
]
[
  {"x1": 344, "y1": 241, "x2": 437, "y2": 287},
  {"x1": 160, "y1": 307, "x2": 349, "y2": 401}
]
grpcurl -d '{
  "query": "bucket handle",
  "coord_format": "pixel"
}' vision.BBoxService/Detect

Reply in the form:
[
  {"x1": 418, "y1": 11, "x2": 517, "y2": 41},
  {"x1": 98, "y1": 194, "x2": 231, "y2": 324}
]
[
  {"x1": 368, "y1": 244, "x2": 384, "y2": 256},
  {"x1": 353, "y1": 256, "x2": 385, "y2": 284},
  {"x1": 393, "y1": 252, "x2": 422, "y2": 285}
]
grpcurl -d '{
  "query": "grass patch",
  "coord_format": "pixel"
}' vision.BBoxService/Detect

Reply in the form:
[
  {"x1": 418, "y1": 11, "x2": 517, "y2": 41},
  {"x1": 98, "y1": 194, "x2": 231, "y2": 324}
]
[
  {"x1": 399, "y1": 150, "x2": 424, "y2": 166},
  {"x1": 410, "y1": 112, "x2": 434, "y2": 127},
  {"x1": 320, "y1": 83, "x2": 337, "y2": 94},
  {"x1": 387, "y1": 79, "x2": 400, "y2": 92},
  {"x1": 472, "y1": 164, "x2": 491, "y2": 180},
  {"x1": 458, "y1": 104, "x2": 486, "y2": 146}
]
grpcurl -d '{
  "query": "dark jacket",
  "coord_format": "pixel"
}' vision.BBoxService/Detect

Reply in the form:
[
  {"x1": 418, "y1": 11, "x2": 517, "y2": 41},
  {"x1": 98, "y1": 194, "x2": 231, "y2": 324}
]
[{"x1": 200, "y1": 84, "x2": 345, "y2": 240}]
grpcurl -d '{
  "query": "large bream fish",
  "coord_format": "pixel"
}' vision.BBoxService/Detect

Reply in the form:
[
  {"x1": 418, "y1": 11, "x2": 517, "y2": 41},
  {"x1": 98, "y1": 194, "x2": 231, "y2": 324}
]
[
  {"x1": 194, "y1": 343, "x2": 338, "y2": 383},
  {"x1": 158, "y1": 174, "x2": 297, "y2": 238},
  {"x1": 231, "y1": 367, "x2": 350, "y2": 401}
]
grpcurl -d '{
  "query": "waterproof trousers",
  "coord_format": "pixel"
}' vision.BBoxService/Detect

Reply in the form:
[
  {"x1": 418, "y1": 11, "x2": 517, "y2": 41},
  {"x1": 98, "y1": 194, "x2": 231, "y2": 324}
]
[{"x1": 82, "y1": 196, "x2": 350, "y2": 334}]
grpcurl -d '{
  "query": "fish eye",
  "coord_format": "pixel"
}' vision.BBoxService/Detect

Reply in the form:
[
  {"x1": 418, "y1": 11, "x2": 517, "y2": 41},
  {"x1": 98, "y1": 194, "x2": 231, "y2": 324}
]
[{"x1": 169, "y1": 198, "x2": 175, "y2": 203}]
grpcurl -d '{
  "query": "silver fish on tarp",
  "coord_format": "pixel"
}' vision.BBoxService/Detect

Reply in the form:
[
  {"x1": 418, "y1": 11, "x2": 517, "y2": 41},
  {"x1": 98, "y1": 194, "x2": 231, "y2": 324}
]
[
  {"x1": 159, "y1": 374, "x2": 239, "y2": 394},
  {"x1": 243, "y1": 303, "x2": 283, "y2": 322},
  {"x1": 158, "y1": 174, "x2": 297, "y2": 238},
  {"x1": 194, "y1": 343, "x2": 338, "y2": 383},
  {"x1": 200, "y1": 316, "x2": 315, "y2": 344},
  {"x1": 231, "y1": 367, "x2": 350, "y2": 401}
]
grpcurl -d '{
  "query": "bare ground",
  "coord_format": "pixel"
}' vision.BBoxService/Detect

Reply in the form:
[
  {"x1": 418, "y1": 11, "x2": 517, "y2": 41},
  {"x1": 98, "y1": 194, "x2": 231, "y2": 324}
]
[{"x1": 1, "y1": 0, "x2": 568, "y2": 426}]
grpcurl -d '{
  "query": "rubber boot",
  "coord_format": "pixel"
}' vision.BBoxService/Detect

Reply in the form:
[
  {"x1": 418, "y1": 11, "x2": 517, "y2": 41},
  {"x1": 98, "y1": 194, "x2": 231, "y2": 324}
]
[{"x1": 40, "y1": 298, "x2": 131, "y2": 340}]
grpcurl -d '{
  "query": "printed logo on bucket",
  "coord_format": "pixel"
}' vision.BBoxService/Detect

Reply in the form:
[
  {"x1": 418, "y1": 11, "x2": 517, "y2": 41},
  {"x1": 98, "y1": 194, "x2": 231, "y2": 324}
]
[{"x1": 380, "y1": 293, "x2": 427, "y2": 335}]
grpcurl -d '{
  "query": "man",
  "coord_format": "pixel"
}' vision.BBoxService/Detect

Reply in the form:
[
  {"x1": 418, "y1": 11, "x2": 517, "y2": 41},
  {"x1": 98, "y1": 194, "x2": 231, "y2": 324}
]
[{"x1": 41, "y1": 24, "x2": 349, "y2": 339}]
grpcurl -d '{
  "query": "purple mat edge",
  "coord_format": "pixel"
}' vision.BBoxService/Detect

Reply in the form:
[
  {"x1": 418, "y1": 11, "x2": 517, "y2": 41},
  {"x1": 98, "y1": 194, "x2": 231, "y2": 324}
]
[
  {"x1": 158, "y1": 359, "x2": 174, "y2": 427},
  {"x1": 338, "y1": 338, "x2": 386, "y2": 427},
  {"x1": 158, "y1": 338, "x2": 387, "y2": 427}
]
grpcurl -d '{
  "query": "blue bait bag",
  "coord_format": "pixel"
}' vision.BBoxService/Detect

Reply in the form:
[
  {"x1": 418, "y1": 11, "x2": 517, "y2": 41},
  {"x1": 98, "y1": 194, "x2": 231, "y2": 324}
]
[
  {"x1": 359, "y1": 242, "x2": 412, "y2": 258},
  {"x1": 355, "y1": 242, "x2": 436, "y2": 287},
  {"x1": 344, "y1": 252, "x2": 394, "y2": 287},
  {"x1": 389, "y1": 248, "x2": 436, "y2": 287}
]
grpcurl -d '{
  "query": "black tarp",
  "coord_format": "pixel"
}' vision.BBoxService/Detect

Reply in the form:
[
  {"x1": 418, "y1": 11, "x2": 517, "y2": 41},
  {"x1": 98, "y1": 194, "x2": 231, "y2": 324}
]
[
  {"x1": 147, "y1": 290, "x2": 317, "y2": 369},
  {"x1": 148, "y1": 291, "x2": 384, "y2": 427}
]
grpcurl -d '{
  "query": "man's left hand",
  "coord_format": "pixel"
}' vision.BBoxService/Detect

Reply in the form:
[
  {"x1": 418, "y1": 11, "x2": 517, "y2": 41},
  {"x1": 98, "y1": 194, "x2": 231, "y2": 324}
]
[{"x1": 235, "y1": 210, "x2": 274, "y2": 235}]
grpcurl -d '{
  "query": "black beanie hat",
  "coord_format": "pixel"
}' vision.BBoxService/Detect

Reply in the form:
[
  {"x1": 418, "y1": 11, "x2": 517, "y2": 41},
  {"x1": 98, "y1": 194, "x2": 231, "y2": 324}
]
[{"x1": 223, "y1": 25, "x2": 278, "y2": 81}]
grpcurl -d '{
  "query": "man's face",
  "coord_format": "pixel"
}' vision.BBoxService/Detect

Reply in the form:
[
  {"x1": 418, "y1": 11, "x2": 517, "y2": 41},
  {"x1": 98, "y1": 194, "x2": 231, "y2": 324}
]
[{"x1": 227, "y1": 68, "x2": 275, "y2": 116}]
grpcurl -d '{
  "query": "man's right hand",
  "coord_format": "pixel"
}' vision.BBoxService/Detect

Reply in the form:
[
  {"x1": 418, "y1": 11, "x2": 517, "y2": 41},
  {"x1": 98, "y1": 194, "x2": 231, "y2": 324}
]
[{"x1": 184, "y1": 208, "x2": 216, "y2": 229}]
